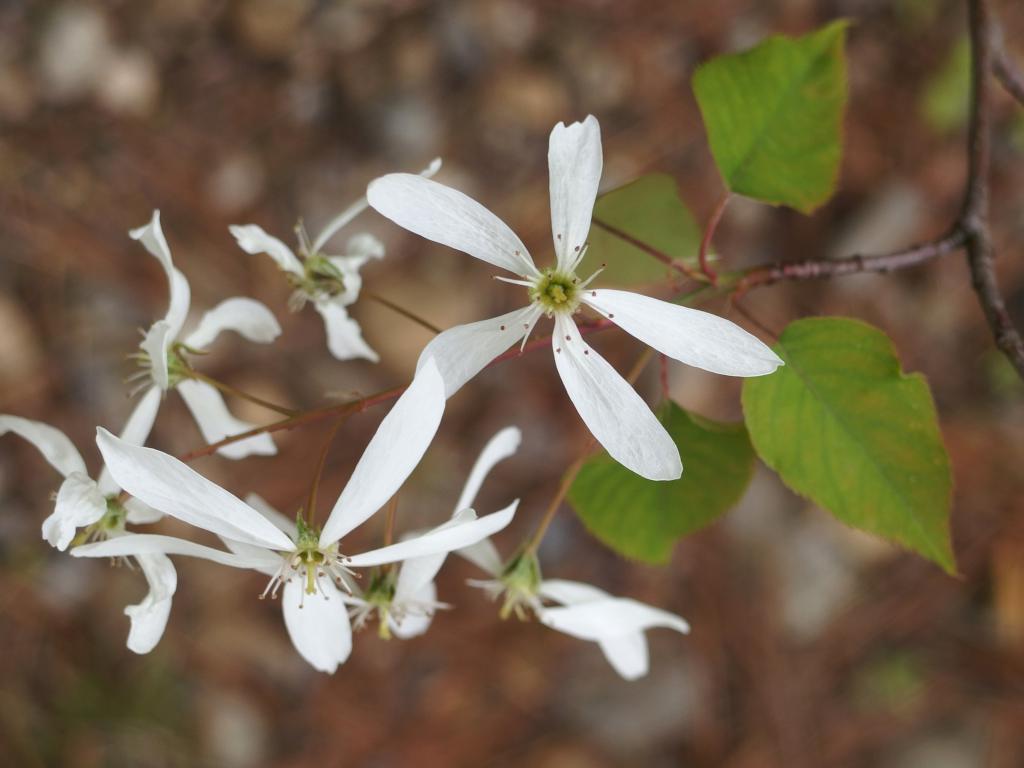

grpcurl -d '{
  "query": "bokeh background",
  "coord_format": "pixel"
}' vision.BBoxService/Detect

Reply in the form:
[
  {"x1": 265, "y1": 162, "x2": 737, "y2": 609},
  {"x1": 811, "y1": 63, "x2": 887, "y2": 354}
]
[{"x1": 2, "y1": 1, "x2": 1024, "y2": 766}]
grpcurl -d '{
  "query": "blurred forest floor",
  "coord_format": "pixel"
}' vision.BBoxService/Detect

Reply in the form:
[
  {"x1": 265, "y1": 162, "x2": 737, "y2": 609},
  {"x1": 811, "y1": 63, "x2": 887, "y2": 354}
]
[{"x1": 1, "y1": 1, "x2": 1024, "y2": 766}]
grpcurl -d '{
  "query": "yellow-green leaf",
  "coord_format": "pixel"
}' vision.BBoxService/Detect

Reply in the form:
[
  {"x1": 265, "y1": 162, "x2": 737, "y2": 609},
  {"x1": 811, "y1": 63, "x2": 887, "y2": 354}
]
[
  {"x1": 742, "y1": 317, "x2": 955, "y2": 573},
  {"x1": 693, "y1": 20, "x2": 849, "y2": 213}
]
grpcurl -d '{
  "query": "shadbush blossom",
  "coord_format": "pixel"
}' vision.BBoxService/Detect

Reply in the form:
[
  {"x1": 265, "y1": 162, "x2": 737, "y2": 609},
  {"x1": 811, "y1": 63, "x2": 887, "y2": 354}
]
[
  {"x1": 0, "y1": 410, "x2": 175, "y2": 654},
  {"x1": 229, "y1": 159, "x2": 441, "y2": 362},
  {"x1": 129, "y1": 210, "x2": 282, "y2": 459},
  {"x1": 367, "y1": 116, "x2": 783, "y2": 482}
]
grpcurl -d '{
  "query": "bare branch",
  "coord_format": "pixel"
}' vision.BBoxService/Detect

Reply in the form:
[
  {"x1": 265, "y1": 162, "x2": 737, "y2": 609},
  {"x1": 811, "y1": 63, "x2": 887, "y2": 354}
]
[{"x1": 994, "y1": 46, "x2": 1024, "y2": 106}]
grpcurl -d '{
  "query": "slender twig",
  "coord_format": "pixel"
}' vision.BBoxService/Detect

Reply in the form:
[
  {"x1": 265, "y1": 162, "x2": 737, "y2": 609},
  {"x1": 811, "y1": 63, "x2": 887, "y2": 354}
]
[
  {"x1": 963, "y1": 0, "x2": 1024, "y2": 377},
  {"x1": 994, "y1": 46, "x2": 1024, "y2": 105},
  {"x1": 698, "y1": 192, "x2": 732, "y2": 284},
  {"x1": 306, "y1": 418, "x2": 346, "y2": 524},
  {"x1": 592, "y1": 218, "x2": 706, "y2": 281},
  {"x1": 365, "y1": 292, "x2": 443, "y2": 335},
  {"x1": 523, "y1": 347, "x2": 655, "y2": 554},
  {"x1": 187, "y1": 370, "x2": 298, "y2": 417}
]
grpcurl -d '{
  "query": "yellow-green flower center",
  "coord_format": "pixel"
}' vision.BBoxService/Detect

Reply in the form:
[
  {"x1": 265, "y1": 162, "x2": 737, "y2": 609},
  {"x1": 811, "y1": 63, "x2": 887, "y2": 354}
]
[{"x1": 529, "y1": 269, "x2": 580, "y2": 315}]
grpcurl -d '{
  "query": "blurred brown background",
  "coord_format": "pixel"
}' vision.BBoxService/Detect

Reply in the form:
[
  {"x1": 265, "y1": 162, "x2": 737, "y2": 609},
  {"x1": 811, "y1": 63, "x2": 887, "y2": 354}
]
[{"x1": 2, "y1": 0, "x2": 1024, "y2": 766}]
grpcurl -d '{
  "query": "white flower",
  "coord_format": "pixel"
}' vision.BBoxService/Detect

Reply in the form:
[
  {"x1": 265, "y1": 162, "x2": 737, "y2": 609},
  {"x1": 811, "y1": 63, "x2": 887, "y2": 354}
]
[
  {"x1": 229, "y1": 158, "x2": 442, "y2": 362},
  {"x1": 72, "y1": 361, "x2": 516, "y2": 673},
  {"x1": 461, "y1": 543, "x2": 689, "y2": 681},
  {"x1": 344, "y1": 424, "x2": 522, "y2": 639},
  {"x1": 367, "y1": 116, "x2": 783, "y2": 481},
  {"x1": 0, "y1": 405, "x2": 176, "y2": 655},
  {"x1": 128, "y1": 210, "x2": 283, "y2": 460}
]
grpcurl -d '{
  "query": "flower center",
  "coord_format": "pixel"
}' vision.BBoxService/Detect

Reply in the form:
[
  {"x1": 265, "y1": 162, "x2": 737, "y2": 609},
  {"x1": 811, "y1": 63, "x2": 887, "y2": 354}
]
[
  {"x1": 529, "y1": 269, "x2": 581, "y2": 315},
  {"x1": 71, "y1": 496, "x2": 127, "y2": 547},
  {"x1": 351, "y1": 567, "x2": 398, "y2": 639},
  {"x1": 128, "y1": 341, "x2": 193, "y2": 391},
  {"x1": 260, "y1": 515, "x2": 356, "y2": 603},
  {"x1": 286, "y1": 254, "x2": 346, "y2": 310}
]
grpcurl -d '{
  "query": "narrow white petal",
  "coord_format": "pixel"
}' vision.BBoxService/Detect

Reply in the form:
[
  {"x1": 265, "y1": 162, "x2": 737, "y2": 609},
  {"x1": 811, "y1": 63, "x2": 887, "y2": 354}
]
[
  {"x1": 164, "y1": 268, "x2": 192, "y2": 340},
  {"x1": 538, "y1": 578, "x2": 611, "y2": 606},
  {"x1": 97, "y1": 386, "x2": 162, "y2": 495},
  {"x1": 71, "y1": 532, "x2": 280, "y2": 570},
  {"x1": 454, "y1": 426, "x2": 522, "y2": 513},
  {"x1": 539, "y1": 597, "x2": 690, "y2": 641},
  {"x1": 584, "y1": 290, "x2": 783, "y2": 376},
  {"x1": 282, "y1": 577, "x2": 353, "y2": 674},
  {"x1": 140, "y1": 322, "x2": 172, "y2": 391},
  {"x1": 312, "y1": 197, "x2": 371, "y2": 255},
  {"x1": 393, "y1": 509, "x2": 476, "y2": 603},
  {"x1": 346, "y1": 500, "x2": 517, "y2": 568},
  {"x1": 342, "y1": 232, "x2": 385, "y2": 262},
  {"x1": 414, "y1": 307, "x2": 536, "y2": 398},
  {"x1": 129, "y1": 210, "x2": 174, "y2": 276},
  {"x1": 124, "y1": 551, "x2": 177, "y2": 655},
  {"x1": 551, "y1": 314, "x2": 681, "y2": 481},
  {"x1": 455, "y1": 538, "x2": 504, "y2": 577},
  {"x1": 315, "y1": 302, "x2": 379, "y2": 362},
  {"x1": 0, "y1": 415, "x2": 86, "y2": 478},
  {"x1": 367, "y1": 174, "x2": 537, "y2": 276},
  {"x1": 229, "y1": 223, "x2": 303, "y2": 275},
  {"x1": 43, "y1": 473, "x2": 107, "y2": 550},
  {"x1": 243, "y1": 493, "x2": 297, "y2": 535},
  {"x1": 124, "y1": 498, "x2": 164, "y2": 525},
  {"x1": 183, "y1": 297, "x2": 281, "y2": 351},
  {"x1": 319, "y1": 359, "x2": 446, "y2": 547},
  {"x1": 391, "y1": 581, "x2": 438, "y2": 639},
  {"x1": 598, "y1": 633, "x2": 650, "y2": 680},
  {"x1": 95, "y1": 428, "x2": 293, "y2": 550},
  {"x1": 176, "y1": 379, "x2": 277, "y2": 460},
  {"x1": 548, "y1": 115, "x2": 603, "y2": 269}
]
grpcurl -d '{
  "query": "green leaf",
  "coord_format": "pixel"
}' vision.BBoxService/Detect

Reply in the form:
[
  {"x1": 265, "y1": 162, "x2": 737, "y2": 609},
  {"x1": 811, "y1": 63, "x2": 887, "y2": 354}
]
[
  {"x1": 742, "y1": 317, "x2": 955, "y2": 573},
  {"x1": 568, "y1": 402, "x2": 755, "y2": 563},
  {"x1": 587, "y1": 173, "x2": 700, "y2": 285},
  {"x1": 692, "y1": 20, "x2": 849, "y2": 213}
]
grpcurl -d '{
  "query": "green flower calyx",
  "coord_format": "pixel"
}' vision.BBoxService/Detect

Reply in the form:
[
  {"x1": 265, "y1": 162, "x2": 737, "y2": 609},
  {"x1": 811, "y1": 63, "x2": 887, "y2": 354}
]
[{"x1": 529, "y1": 269, "x2": 581, "y2": 315}]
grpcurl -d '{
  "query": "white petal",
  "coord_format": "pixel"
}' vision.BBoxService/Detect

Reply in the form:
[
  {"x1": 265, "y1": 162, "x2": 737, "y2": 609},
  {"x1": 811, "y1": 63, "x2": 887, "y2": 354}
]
[
  {"x1": 243, "y1": 493, "x2": 296, "y2": 535},
  {"x1": 176, "y1": 379, "x2": 277, "y2": 460},
  {"x1": 342, "y1": 232, "x2": 386, "y2": 262},
  {"x1": 97, "y1": 386, "x2": 162, "y2": 495},
  {"x1": 124, "y1": 550, "x2": 177, "y2": 655},
  {"x1": 393, "y1": 508, "x2": 476, "y2": 603},
  {"x1": 140, "y1": 321, "x2": 172, "y2": 391},
  {"x1": 319, "y1": 359, "x2": 446, "y2": 547},
  {"x1": 130, "y1": 210, "x2": 174, "y2": 276},
  {"x1": 315, "y1": 302, "x2": 379, "y2": 362},
  {"x1": 346, "y1": 500, "x2": 517, "y2": 568},
  {"x1": 584, "y1": 290, "x2": 783, "y2": 376},
  {"x1": 455, "y1": 538, "x2": 504, "y2": 577},
  {"x1": 415, "y1": 306, "x2": 538, "y2": 398},
  {"x1": 598, "y1": 633, "x2": 650, "y2": 680},
  {"x1": 367, "y1": 174, "x2": 537, "y2": 276},
  {"x1": 95, "y1": 428, "x2": 293, "y2": 550},
  {"x1": 551, "y1": 314, "x2": 681, "y2": 481},
  {"x1": 229, "y1": 223, "x2": 303, "y2": 275},
  {"x1": 538, "y1": 578, "x2": 611, "y2": 605},
  {"x1": 454, "y1": 425, "x2": 522, "y2": 513},
  {"x1": 43, "y1": 473, "x2": 107, "y2": 550},
  {"x1": 539, "y1": 597, "x2": 690, "y2": 641},
  {"x1": 311, "y1": 197, "x2": 370, "y2": 255},
  {"x1": 124, "y1": 498, "x2": 164, "y2": 525},
  {"x1": 71, "y1": 532, "x2": 281, "y2": 570},
  {"x1": 282, "y1": 577, "x2": 352, "y2": 674},
  {"x1": 0, "y1": 415, "x2": 86, "y2": 478},
  {"x1": 164, "y1": 268, "x2": 192, "y2": 340},
  {"x1": 183, "y1": 297, "x2": 281, "y2": 351},
  {"x1": 390, "y1": 581, "x2": 438, "y2": 639},
  {"x1": 548, "y1": 115, "x2": 602, "y2": 269}
]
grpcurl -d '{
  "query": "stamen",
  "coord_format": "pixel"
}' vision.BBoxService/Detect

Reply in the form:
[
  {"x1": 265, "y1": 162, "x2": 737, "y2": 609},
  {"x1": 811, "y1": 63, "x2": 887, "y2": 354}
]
[{"x1": 495, "y1": 276, "x2": 534, "y2": 288}]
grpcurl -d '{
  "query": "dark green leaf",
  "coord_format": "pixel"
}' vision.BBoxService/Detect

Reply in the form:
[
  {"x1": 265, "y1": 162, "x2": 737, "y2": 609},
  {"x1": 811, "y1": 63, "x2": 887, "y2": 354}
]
[{"x1": 568, "y1": 402, "x2": 755, "y2": 563}]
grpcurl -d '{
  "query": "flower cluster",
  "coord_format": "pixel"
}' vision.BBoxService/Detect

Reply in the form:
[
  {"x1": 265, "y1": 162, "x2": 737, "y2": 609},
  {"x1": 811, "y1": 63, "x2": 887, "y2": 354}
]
[{"x1": 1, "y1": 116, "x2": 780, "y2": 679}]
